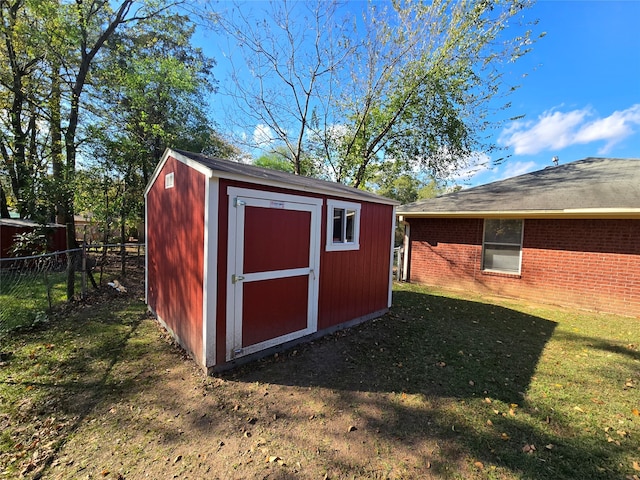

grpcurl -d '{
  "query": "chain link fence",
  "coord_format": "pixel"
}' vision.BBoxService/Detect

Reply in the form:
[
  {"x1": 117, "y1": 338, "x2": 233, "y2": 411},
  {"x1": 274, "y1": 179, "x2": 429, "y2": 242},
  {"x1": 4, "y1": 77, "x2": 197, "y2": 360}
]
[{"x1": 0, "y1": 243, "x2": 145, "y2": 336}]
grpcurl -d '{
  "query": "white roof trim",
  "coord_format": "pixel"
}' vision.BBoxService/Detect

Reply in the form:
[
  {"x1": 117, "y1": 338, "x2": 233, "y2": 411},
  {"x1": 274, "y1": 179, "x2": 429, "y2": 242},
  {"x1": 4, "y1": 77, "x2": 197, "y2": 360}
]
[
  {"x1": 144, "y1": 149, "x2": 214, "y2": 197},
  {"x1": 397, "y1": 208, "x2": 640, "y2": 219}
]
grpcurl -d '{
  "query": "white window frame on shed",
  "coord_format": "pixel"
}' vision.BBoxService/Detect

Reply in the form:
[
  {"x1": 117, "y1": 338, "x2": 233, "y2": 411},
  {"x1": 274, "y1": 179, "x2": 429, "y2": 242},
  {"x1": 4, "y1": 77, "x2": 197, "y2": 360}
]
[
  {"x1": 482, "y1": 219, "x2": 524, "y2": 274},
  {"x1": 326, "y1": 199, "x2": 361, "y2": 251},
  {"x1": 164, "y1": 171, "x2": 175, "y2": 189}
]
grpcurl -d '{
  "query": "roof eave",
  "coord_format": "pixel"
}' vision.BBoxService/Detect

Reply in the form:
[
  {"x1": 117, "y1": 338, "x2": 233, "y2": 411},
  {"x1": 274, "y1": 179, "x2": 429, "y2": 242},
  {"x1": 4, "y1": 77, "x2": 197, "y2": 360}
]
[
  {"x1": 205, "y1": 169, "x2": 400, "y2": 205},
  {"x1": 397, "y1": 208, "x2": 640, "y2": 219}
]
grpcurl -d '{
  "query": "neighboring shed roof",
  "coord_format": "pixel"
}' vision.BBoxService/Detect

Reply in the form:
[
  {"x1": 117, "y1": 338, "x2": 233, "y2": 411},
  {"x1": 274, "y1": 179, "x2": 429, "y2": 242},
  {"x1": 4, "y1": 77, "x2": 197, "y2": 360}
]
[
  {"x1": 145, "y1": 148, "x2": 399, "y2": 206},
  {"x1": 398, "y1": 157, "x2": 640, "y2": 218},
  {"x1": 0, "y1": 218, "x2": 63, "y2": 228}
]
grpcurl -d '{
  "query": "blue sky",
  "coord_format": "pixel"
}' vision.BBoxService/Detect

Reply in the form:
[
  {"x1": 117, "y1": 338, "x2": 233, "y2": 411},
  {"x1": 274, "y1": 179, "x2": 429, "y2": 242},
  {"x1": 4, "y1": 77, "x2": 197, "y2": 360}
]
[
  {"x1": 200, "y1": 1, "x2": 640, "y2": 188},
  {"x1": 469, "y1": 0, "x2": 640, "y2": 186}
]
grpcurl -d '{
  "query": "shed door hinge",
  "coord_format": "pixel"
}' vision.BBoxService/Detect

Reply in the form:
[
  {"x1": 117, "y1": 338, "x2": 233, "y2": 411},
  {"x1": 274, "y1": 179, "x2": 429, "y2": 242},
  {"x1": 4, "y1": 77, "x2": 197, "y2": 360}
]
[
  {"x1": 231, "y1": 274, "x2": 245, "y2": 284},
  {"x1": 233, "y1": 197, "x2": 246, "y2": 207}
]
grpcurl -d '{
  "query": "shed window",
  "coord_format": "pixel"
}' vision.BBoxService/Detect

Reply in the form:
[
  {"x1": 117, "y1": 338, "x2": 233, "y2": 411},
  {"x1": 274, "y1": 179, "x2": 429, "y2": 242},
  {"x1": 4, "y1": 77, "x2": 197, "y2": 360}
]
[
  {"x1": 326, "y1": 200, "x2": 360, "y2": 251},
  {"x1": 482, "y1": 219, "x2": 523, "y2": 274},
  {"x1": 165, "y1": 172, "x2": 175, "y2": 189}
]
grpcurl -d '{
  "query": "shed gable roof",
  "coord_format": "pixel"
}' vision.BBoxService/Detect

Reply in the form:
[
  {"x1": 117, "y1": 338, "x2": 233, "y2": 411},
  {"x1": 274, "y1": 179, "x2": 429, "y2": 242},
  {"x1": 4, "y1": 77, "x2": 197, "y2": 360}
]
[
  {"x1": 145, "y1": 148, "x2": 398, "y2": 205},
  {"x1": 398, "y1": 157, "x2": 640, "y2": 218}
]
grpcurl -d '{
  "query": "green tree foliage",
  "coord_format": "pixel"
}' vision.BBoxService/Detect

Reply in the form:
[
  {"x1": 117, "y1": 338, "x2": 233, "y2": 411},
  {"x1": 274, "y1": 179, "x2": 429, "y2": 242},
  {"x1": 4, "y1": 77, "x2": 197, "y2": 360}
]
[
  {"x1": 0, "y1": 0, "x2": 180, "y2": 297},
  {"x1": 317, "y1": 0, "x2": 542, "y2": 187},
  {"x1": 0, "y1": 1, "x2": 235, "y2": 298},
  {"x1": 374, "y1": 163, "x2": 444, "y2": 204},
  {"x1": 213, "y1": 0, "x2": 354, "y2": 176},
  {"x1": 254, "y1": 153, "x2": 295, "y2": 173},
  {"x1": 0, "y1": 0, "x2": 53, "y2": 219},
  {"x1": 92, "y1": 14, "x2": 233, "y2": 178},
  {"x1": 1, "y1": 0, "x2": 151, "y2": 219},
  {"x1": 253, "y1": 146, "x2": 318, "y2": 176},
  {"x1": 214, "y1": 0, "x2": 541, "y2": 190},
  {"x1": 83, "y1": 13, "x2": 236, "y2": 242}
]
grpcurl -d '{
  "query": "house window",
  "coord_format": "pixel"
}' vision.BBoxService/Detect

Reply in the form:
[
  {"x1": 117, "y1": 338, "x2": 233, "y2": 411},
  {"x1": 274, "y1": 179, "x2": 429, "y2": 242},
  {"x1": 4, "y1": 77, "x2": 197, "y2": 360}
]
[
  {"x1": 326, "y1": 199, "x2": 361, "y2": 251},
  {"x1": 482, "y1": 219, "x2": 523, "y2": 274},
  {"x1": 165, "y1": 172, "x2": 174, "y2": 189}
]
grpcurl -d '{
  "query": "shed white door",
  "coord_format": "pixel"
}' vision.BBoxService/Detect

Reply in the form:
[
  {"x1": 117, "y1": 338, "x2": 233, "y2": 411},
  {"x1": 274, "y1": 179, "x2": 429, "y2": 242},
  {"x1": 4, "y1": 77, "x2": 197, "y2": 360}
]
[{"x1": 226, "y1": 187, "x2": 322, "y2": 361}]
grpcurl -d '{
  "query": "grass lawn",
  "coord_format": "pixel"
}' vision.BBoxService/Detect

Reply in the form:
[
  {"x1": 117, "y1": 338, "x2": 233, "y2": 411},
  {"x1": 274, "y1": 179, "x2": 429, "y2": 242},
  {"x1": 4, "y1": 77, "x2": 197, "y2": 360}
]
[
  {"x1": 0, "y1": 270, "x2": 79, "y2": 333},
  {"x1": 0, "y1": 280, "x2": 638, "y2": 479}
]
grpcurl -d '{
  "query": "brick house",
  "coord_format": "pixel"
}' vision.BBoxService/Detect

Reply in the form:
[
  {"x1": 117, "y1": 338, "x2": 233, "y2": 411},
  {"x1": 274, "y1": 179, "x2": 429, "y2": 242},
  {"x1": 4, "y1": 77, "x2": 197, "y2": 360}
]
[{"x1": 397, "y1": 157, "x2": 640, "y2": 317}]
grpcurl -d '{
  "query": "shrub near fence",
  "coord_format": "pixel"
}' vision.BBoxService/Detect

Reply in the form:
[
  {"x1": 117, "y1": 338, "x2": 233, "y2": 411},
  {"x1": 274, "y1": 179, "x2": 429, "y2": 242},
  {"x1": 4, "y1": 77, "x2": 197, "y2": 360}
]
[{"x1": 0, "y1": 243, "x2": 145, "y2": 335}]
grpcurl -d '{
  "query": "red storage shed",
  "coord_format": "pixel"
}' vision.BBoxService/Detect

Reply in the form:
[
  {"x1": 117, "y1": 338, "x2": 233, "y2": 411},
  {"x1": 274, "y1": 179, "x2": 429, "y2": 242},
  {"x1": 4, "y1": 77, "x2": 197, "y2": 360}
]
[{"x1": 145, "y1": 148, "x2": 398, "y2": 372}]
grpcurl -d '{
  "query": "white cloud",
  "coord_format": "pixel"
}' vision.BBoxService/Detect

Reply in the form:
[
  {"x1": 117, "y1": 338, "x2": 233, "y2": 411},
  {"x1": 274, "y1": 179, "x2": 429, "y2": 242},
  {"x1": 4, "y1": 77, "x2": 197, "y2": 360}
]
[
  {"x1": 252, "y1": 123, "x2": 276, "y2": 147},
  {"x1": 498, "y1": 105, "x2": 640, "y2": 155},
  {"x1": 574, "y1": 105, "x2": 640, "y2": 154}
]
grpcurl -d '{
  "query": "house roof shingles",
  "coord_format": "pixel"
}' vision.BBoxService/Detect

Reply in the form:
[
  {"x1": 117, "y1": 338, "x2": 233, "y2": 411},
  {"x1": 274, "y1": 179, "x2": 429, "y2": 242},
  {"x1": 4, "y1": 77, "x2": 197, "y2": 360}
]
[{"x1": 398, "y1": 157, "x2": 640, "y2": 218}]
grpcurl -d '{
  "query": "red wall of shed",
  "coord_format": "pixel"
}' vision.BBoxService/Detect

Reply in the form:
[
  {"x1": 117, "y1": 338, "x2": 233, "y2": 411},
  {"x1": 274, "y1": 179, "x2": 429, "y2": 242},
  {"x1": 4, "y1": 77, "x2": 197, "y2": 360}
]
[
  {"x1": 318, "y1": 201, "x2": 393, "y2": 329},
  {"x1": 147, "y1": 156, "x2": 205, "y2": 360},
  {"x1": 215, "y1": 179, "x2": 394, "y2": 364},
  {"x1": 407, "y1": 217, "x2": 640, "y2": 317}
]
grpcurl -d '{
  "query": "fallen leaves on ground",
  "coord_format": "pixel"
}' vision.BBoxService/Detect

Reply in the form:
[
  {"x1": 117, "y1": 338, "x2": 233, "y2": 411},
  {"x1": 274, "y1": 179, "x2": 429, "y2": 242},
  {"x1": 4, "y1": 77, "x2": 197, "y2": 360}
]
[{"x1": 267, "y1": 455, "x2": 286, "y2": 466}]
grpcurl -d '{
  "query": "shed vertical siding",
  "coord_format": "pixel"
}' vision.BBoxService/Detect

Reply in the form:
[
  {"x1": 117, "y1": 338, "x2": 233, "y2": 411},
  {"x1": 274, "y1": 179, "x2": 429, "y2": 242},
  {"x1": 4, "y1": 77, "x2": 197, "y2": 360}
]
[
  {"x1": 408, "y1": 217, "x2": 640, "y2": 317},
  {"x1": 147, "y1": 155, "x2": 206, "y2": 359},
  {"x1": 215, "y1": 179, "x2": 394, "y2": 363},
  {"x1": 215, "y1": 180, "x2": 231, "y2": 364},
  {"x1": 318, "y1": 201, "x2": 393, "y2": 328}
]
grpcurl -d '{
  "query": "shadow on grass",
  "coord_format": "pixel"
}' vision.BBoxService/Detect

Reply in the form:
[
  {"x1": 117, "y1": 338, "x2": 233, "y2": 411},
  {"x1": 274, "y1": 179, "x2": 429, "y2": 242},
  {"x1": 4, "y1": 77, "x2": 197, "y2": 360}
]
[
  {"x1": 237, "y1": 289, "x2": 556, "y2": 401},
  {"x1": 0, "y1": 290, "x2": 152, "y2": 477},
  {"x1": 224, "y1": 288, "x2": 634, "y2": 479}
]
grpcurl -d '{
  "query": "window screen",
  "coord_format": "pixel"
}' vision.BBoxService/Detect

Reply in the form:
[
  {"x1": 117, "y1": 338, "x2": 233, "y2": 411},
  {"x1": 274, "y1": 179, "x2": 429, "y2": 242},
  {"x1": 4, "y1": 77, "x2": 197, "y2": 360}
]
[{"x1": 482, "y1": 219, "x2": 523, "y2": 274}]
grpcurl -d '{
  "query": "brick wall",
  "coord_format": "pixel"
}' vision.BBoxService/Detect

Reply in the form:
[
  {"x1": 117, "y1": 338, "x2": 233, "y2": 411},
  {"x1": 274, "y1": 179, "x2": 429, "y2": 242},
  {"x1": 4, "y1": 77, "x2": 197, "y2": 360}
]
[{"x1": 407, "y1": 217, "x2": 640, "y2": 317}]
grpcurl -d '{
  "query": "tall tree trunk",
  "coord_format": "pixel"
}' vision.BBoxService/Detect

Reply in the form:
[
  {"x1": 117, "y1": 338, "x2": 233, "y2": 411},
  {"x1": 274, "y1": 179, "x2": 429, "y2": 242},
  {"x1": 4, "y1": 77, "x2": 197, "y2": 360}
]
[
  {"x1": 3, "y1": 2, "x2": 40, "y2": 219},
  {"x1": 50, "y1": 59, "x2": 65, "y2": 224},
  {"x1": 120, "y1": 208, "x2": 126, "y2": 277},
  {"x1": 0, "y1": 183, "x2": 10, "y2": 218},
  {"x1": 64, "y1": 105, "x2": 78, "y2": 300},
  {"x1": 8, "y1": 74, "x2": 29, "y2": 218}
]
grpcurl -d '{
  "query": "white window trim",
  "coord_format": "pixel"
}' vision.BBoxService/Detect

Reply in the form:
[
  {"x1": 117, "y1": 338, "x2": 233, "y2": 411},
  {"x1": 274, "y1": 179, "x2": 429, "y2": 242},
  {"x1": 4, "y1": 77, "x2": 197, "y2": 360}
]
[
  {"x1": 164, "y1": 171, "x2": 175, "y2": 189},
  {"x1": 481, "y1": 219, "x2": 524, "y2": 275},
  {"x1": 326, "y1": 199, "x2": 361, "y2": 252}
]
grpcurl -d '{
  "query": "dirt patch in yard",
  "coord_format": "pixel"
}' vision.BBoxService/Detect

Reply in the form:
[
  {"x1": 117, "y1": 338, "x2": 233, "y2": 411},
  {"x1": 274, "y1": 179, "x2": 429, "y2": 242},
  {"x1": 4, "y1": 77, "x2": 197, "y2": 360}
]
[
  {"x1": 0, "y1": 275, "x2": 450, "y2": 480},
  {"x1": 2, "y1": 276, "x2": 639, "y2": 479}
]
